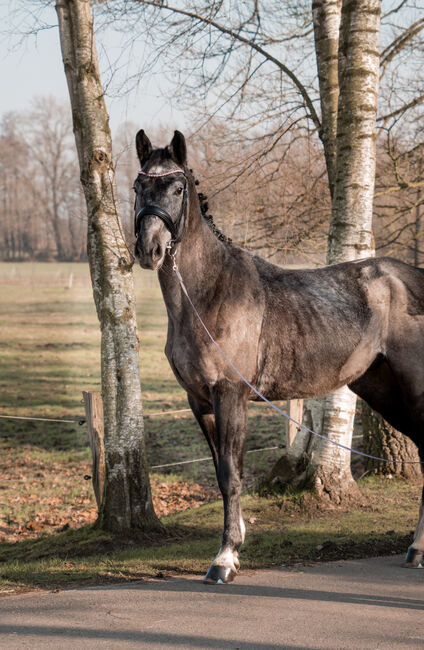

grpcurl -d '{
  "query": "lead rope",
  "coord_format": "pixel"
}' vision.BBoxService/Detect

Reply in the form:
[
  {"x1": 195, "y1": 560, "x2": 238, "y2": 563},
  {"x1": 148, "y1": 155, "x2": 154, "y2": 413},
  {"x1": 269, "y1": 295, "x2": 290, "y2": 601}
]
[{"x1": 168, "y1": 248, "x2": 422, "y2": 466}]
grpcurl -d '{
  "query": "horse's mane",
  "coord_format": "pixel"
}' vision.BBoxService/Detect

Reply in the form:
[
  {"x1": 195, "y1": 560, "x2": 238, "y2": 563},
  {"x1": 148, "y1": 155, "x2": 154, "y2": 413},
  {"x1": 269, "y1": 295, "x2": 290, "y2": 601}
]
[{"x1": 190, "y1": 169, "x2": 232, "y2": 245}]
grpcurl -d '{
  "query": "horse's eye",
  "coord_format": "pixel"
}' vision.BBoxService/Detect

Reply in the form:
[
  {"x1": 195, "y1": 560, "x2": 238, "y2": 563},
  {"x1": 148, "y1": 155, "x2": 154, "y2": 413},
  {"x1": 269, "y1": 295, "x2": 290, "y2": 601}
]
[{"x1": 175, "y1": 186, "x2": 183, "y2": 196}]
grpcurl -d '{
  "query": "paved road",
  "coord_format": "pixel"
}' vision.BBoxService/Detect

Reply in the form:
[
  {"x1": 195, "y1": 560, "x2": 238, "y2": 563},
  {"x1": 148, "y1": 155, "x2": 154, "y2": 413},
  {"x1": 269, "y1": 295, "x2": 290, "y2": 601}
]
[{"x1": 0, "y1": 555, "x2": 423, "y2": 649}]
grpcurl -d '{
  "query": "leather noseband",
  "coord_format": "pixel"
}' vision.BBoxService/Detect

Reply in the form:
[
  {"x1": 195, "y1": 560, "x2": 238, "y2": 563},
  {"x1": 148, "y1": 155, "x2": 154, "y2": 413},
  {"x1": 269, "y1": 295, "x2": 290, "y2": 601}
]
[
  {"x1": 134, "y1": 170, "x2": 187, "y2": 244},
  {"x1": 134, "y1": 204, "x2": 179, "y2": 241}
]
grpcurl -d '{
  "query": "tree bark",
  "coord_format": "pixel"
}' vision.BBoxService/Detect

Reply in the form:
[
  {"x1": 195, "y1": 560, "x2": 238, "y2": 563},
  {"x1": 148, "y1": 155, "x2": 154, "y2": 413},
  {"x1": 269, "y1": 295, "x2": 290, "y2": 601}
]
[
  {"x1": 313, "y1": 0, "x2": 342, "y2": 199},
  {"x1": 55, "y1": 0, "x2": 161, "y2": 533},
  {"x1": 327, "y1": 0, "x2": 379, "y2": 263},
  {"x1": 362, "y1": 403, "x2": 421, "y2": 478},
  {"x1": 413, "y1": 187, "x2": 421, "y2": 267}
]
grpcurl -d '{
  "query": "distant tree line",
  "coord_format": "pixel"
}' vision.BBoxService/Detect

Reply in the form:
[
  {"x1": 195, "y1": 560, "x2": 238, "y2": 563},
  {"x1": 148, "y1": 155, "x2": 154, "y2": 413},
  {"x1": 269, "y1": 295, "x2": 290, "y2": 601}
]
[
  {"x1": 0, "y1": 99, "x2": 422, "y2": 266},
  {"x1": 0, "y1": 98, "x2": 85, "y2": 261}
]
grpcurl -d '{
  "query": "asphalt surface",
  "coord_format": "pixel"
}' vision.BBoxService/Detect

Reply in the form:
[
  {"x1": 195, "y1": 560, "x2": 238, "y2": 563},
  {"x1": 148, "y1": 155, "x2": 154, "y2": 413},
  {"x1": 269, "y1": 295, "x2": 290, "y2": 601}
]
[{"x1": 0, "y1": 555, "x2": 423, "y2": 649}]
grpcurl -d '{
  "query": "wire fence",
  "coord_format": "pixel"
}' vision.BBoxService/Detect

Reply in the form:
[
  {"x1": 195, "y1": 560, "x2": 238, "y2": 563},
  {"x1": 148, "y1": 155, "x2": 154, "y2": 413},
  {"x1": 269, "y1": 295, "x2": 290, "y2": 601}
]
[
  {"x1": 0, "y1": 408, "x2": 193, "y2": 425},
  {"x1": 0, "y1": 406, "x2": 285, "y2": 471}
]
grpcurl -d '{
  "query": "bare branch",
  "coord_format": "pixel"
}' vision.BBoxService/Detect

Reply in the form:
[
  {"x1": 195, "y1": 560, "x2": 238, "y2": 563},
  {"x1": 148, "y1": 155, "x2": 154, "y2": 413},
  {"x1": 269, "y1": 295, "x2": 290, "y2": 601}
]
[
  {"x1": 131, "y1": 0, "x2": 321, "y2": 133},
  {"x1": 380, "y1": 17, "x2": 424, "y2": 76}
]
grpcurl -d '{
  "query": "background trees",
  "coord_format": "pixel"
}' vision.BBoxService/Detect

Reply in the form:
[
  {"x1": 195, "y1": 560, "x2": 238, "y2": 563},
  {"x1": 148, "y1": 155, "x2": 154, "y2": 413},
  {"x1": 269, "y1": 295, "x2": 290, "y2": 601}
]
[
  {"x1": 4, "y1": 1, "x2": 422, "y2": 267},
  {"x1": 0, "y1": 99, "x2": 85, "y2": 261}
]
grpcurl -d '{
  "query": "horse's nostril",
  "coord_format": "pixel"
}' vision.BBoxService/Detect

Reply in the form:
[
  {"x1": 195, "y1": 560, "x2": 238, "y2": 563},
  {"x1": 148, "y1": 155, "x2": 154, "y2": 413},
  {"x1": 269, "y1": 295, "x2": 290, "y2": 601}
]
[{"x1": 152, "y1": 242, "x2": 162, "y2": 261}]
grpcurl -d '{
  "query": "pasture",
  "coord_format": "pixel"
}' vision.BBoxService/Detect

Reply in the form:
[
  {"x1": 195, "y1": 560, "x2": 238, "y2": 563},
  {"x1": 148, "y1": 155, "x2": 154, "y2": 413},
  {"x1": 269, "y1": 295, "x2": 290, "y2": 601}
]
[{"x1": 0, "y1": 262, "x2": 420, "y2": 593}]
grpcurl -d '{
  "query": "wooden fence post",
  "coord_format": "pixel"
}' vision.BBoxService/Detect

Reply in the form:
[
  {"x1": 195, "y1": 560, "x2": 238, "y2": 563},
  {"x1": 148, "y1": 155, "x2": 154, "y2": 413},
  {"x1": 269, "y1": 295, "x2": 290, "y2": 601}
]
[
  {"x1": 288, "y1": 399, "x2": 304, "y2": 446},
  {"x1": 83, "y1": 391, "x2": 105, "y2": 510}
]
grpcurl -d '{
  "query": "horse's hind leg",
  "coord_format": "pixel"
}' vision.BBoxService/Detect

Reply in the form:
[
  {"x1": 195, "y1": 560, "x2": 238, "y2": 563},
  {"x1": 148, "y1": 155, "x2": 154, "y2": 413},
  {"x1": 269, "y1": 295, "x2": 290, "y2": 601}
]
[
  {"x1": 405, "y1": 439, "x2": 424, "y2": 568},
  {"x1": 350, "y1": 355, "x2": 424, "y2": 567},
  {"x1": 385, "y1": 344, "x2": 424, "y2": 567},
  {"x1": 350, "y1": 351, "x2": 424, "y2": 568},
  {"x1": 405, "y1": 485, "x2": 424, "y2": 568},
  {"x1": 192, "y1": 380, "x2": 248, "y2": 584}
]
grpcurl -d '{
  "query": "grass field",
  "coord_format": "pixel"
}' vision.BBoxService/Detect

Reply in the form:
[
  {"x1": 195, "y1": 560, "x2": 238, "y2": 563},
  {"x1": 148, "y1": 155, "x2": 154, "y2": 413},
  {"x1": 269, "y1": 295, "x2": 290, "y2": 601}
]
[
  {"x1": 0, "y1": 262, "x2": 421, "y2": 593},
  {"x1": 0, "y1": 262, "x2": 284, "y2": 484}
]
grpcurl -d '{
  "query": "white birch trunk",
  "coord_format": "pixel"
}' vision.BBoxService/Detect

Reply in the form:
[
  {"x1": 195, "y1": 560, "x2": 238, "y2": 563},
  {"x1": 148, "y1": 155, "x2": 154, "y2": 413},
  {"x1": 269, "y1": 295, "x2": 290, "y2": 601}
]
[
  {"x1": 314, "y1": 0, "x2": 380, "y2": 501},
  {"x1": 55, "y1": 0, "x2": 161, "y2": 531},
  {"x1": 265, "y1": 0, "x2": 380, "y2": 502},
  {"x1": 328, "y1": 0, "x2": 380, "y2": 263}
]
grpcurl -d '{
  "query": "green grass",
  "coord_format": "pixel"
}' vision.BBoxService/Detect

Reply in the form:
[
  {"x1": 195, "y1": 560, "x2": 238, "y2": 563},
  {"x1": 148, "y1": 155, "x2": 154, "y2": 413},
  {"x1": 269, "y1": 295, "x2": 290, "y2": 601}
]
[
  {"x1": 0, "y1": 476, "x2": 419, "y2": 592},
  {"x1": 0, "y1": 262, "x2": 421, "y2": 594}
]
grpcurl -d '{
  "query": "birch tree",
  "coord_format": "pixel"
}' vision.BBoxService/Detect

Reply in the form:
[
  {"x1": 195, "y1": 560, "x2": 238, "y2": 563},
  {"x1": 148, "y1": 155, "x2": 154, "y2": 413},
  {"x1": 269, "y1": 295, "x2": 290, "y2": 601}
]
[
  {"x1": 55, "y1": 0, "x2": 161, "y2": 532},
  {"x1": 303, "y1": 0, "x2": 380, "y2": 501}
]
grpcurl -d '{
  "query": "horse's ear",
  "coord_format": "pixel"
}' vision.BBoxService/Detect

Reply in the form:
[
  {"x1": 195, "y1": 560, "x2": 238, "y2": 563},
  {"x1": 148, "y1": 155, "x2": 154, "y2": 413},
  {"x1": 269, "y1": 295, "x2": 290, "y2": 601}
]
[
  {"x1": 169, "y1": 130, "x2": 187, "y2": 167},
  {"x1": 136, "y1": 129, "x2": 152, "y2": 166}
]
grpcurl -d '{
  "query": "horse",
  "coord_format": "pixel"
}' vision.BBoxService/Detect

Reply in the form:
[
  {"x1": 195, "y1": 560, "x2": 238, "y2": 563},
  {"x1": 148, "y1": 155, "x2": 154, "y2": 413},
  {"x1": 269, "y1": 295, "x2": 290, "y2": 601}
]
[{"x1": 133, "y1": 129, "x2": 424, "y2": 584}]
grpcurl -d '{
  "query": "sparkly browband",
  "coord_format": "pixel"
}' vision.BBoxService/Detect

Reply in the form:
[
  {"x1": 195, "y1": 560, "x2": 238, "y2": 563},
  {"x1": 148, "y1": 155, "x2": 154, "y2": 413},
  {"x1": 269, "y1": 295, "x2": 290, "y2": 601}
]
[{"x1": 138, "y1": 169, "x2": 185, "y2": 178}]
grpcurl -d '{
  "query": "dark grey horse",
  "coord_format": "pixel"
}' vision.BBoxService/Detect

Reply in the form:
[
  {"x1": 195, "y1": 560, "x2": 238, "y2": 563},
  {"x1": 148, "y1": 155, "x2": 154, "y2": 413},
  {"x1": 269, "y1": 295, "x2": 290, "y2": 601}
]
[{"x1": 134, "y1": 130, "x2": 424, "y2": 583}]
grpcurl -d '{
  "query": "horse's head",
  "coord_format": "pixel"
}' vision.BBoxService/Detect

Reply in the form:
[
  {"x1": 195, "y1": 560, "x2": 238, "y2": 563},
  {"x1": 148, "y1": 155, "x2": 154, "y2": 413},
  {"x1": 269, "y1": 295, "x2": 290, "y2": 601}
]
[{"x1": 133, "y1": 130, "x2": 188, "y2": 270}]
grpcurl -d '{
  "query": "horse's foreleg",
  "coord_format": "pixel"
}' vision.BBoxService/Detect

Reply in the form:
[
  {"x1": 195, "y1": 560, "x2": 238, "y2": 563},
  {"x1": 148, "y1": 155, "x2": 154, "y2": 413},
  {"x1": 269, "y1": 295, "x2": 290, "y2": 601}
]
[
  {"x1": 188, "y1": 393, "x2": 218, "y2": 462},
  {"x1": 203, "y1": 380, "x2": 248, "y2": 584},
  {"x1": 405, "y1": 484, "x2": 424, "y2": 568}
]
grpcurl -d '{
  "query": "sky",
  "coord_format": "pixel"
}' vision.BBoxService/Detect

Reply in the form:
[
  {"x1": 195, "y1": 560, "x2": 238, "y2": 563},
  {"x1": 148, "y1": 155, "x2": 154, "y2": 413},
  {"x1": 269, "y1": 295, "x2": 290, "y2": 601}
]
[{"x1": 0, "y1": 1, "x2": 188, "y2": 137}]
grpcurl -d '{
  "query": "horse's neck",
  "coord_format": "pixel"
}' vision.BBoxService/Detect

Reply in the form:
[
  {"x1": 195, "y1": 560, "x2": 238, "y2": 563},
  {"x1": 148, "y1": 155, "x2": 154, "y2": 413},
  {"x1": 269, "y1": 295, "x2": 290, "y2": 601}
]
[{"x1": 158, "y1": 212, "x2": 225, "y2": 317}]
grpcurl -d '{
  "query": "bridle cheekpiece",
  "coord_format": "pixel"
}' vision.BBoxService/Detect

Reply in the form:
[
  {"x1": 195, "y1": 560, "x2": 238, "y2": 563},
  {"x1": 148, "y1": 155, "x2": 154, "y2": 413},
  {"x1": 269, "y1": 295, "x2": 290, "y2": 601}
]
[{"x1": 134, "y1": 168, "x2": 187, "y2": 246}]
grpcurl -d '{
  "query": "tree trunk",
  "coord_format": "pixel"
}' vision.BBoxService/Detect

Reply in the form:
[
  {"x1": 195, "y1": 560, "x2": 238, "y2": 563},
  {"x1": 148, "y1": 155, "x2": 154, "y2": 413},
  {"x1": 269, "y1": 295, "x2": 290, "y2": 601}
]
[
  {"x1": 56, "y1": 0, "x2": 161, "y2": 533},
  {"x1": 413, "y1": 187, "x2": 421, "y2": 267},
  {"x1": 362, "y1": 403, "x2": 421, "y2": 478},
  {"x1": 313, "y1": 0, "x2": 342, "y2": 199},
  {"x1": 263, "y1": 0, "x2": 381, "y2": 503},
  {"x1": 327, "y1": 0, "x2": 379, "y2": 263},
  {"x1": 309, "y1": 0, "x2": 381, "y2": 502}
]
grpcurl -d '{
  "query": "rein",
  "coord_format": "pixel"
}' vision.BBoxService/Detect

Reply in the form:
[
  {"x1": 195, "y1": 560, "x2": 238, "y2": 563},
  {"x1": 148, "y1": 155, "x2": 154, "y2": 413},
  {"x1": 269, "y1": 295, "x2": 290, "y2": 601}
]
[
  {"x1": 168, "y1": 249, "x2": 423, "y2": 467},
  {"x1": 134, "y1": 169, "x2": 187, "y2": 243}
]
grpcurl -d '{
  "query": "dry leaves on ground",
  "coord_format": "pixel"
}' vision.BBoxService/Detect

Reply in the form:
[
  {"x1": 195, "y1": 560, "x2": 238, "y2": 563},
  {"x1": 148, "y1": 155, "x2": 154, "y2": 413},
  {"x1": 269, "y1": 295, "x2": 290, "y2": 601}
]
[{"x1": 0, "y1": 448, "x2": 217, "y2": 543}]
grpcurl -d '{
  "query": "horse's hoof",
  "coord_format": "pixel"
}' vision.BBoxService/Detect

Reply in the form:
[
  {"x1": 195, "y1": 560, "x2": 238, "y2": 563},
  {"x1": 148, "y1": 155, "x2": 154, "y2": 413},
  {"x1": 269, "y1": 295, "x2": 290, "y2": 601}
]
[
  {"x1": 403, "y1": 548, "x2": 423, "y2": 568},
  {"x1": 203, "y1": 564, "x2": 237, "y2": 584}
]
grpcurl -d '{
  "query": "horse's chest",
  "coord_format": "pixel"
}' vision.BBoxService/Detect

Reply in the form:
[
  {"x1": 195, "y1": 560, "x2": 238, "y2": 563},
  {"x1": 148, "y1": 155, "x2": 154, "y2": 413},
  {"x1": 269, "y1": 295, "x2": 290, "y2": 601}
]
[
  {"x1": 165, "y1": 333, "x2": 218, "y2": 398},
  {"x1": 165, "y1": 307, "x2": 262, "y2": 399}
]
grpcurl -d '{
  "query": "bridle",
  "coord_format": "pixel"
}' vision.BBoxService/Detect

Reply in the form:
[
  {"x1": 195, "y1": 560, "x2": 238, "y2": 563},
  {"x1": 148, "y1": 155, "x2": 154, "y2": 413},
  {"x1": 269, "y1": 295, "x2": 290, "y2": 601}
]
[{"x1": 134, "y1": 168, "x2": 188, "y2": 246}]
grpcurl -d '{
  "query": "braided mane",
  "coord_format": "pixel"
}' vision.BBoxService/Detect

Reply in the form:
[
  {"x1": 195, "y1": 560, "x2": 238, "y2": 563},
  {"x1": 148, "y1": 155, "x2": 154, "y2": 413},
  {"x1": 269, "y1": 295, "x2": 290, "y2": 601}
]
[{"x1": 190, "y1": 169, "x2": 232, "y2": 244}]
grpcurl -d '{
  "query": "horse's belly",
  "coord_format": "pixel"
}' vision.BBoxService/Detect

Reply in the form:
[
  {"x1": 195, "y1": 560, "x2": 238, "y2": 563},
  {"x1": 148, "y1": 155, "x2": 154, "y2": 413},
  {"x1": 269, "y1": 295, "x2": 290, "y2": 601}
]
[{"x1": 255, "y1": 332, "x2": 379, "y2": 401}]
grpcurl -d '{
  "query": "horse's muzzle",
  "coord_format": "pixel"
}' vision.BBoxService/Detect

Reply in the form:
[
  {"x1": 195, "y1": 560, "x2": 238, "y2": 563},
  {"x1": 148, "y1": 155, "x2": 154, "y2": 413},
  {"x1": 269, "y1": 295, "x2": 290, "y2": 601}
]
[{"x1": 135, "y1": 236, "x2": 166, "y2": 270}]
